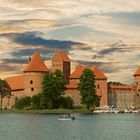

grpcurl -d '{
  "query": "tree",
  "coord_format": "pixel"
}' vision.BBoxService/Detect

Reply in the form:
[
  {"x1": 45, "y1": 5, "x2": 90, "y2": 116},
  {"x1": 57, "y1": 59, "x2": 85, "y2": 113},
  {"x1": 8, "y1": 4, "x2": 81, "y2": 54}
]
[
  {"x1": 0, "y1": 79, "x2": 11, "y2": 110},
  {"x1": 78, "y1": 69, "x2": 100, "y2": 110},
  {"x1": 42, "y1": 70, "x2": 66, "y2": 109}
]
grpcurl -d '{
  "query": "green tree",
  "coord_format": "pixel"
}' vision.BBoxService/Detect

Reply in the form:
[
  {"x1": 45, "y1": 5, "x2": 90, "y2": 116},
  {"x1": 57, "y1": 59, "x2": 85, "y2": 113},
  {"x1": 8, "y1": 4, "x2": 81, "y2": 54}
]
[
  {"x1": 0, "y1": 79, "x2": 11, "y2": 110},
  {"x1": 78, "y1": 69, "x2": 100, "y2": 110},
  {"x1": 42, "y1": 69, "x2": 66, "y2": 109}
]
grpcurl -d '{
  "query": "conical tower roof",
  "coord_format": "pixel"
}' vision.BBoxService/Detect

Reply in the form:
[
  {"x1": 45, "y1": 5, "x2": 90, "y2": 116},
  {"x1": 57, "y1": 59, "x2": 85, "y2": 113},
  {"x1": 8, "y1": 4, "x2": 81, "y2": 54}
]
[
  {"x1": 53, "y1": 50, "x2": 70, "y2": 62},
  {"x1": 23, "y1": 52, "x2": 49, "y2": 73},
  {"x1": 134, "y1": 66, "x2": 140, "y2": 76}
]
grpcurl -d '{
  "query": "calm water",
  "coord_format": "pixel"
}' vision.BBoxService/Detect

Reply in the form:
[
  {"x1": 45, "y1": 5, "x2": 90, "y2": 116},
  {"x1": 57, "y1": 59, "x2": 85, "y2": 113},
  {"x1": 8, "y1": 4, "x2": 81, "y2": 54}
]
[{"x1": 0, "y1": 113, "x2": 140, "y2": 140}]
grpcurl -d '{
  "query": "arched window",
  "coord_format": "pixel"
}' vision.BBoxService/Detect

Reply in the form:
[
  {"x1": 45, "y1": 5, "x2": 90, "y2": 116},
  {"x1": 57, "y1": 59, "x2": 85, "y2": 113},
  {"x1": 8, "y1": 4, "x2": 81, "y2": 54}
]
[
  {"x1": 30, "y1": 80, "x2": 33, "y2": 84},
  {"x1": 97, "y1": 85, "x2": 100, "y2": 89},
  {"x1": 31, "y1": 88, "x2": 34, "y2": 91}
]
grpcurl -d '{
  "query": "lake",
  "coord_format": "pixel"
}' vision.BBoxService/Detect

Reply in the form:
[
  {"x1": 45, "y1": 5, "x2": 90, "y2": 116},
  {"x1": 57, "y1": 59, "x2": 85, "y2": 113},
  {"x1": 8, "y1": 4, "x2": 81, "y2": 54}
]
[{"x1": 0, "y1": 113, "x2": 140, "y2": 140}]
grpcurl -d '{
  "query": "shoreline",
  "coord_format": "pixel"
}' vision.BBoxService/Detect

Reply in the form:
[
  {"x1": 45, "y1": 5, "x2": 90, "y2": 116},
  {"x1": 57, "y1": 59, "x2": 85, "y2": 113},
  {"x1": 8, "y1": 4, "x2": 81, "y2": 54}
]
[
  {"x1": 0, "y1": 109, "x2": 139, "y2": 114},
  {"x1": 0, "y1": 108, "x2": 90, "y2": 114}
]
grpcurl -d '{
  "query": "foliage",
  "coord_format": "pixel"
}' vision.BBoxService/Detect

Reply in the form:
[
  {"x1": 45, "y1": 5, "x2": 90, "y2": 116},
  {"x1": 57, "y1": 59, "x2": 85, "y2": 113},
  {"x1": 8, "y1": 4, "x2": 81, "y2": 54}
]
[
  {"x1": 15, "y1": 96, "x2": 31, "y2": 109},
  {"x1": 31, "y1": 94, "x2": 41, "y2": 109},
  {"x1": 58, "y1": 96, "x2": 74, "y2": 109},
  {"x1": 0, "y1": 79, "x2": 11, "y2": 109},
  {"x1": 42, "y1": 69, "x2": 66, "y2": 109},
  {"x1": 108, "y1": 81, "x2": 125, "y2": 85},
  {"x1": 15, "y1": 94, "x2": 74, "y2": 110},
  {"x1": 78, "y1": 68, "x2": 100, "y2": 110}
]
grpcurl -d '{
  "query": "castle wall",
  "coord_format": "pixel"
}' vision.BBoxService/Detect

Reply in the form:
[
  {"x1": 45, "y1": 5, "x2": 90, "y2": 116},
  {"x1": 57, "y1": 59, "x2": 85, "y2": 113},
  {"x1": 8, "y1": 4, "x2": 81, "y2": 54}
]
[
  {"x1": 23, "y1": 73, "x2": 44, "y2": 97},
  {"x1": 66, "y1": 78, "x2": 108, "y2": 107},
  {"x1": 96, "y1": 79, "x2": 108, "y2": 107},
  {"x1": 108, "y1": 85, "x2": 135, "y2": 109},
  {"x1": 134, "y1": 75, "x2": 140, "y2": 108}
]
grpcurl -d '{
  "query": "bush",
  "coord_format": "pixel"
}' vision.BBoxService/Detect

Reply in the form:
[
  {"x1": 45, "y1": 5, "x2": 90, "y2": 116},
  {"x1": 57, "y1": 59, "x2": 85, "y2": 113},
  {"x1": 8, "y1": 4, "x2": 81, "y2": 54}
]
[
  {"x1": 59, "y1": 96, "x2": 74, "y2": 109},
  {"x1": 15, "y1": 96, "x2": 31, "y2": 109},
  {"x1": 15, "y1": 94, "x2": 74, "y2": 110},
  {"x1": 31, "y1": 94, "x2": 41, "y2": 109}
]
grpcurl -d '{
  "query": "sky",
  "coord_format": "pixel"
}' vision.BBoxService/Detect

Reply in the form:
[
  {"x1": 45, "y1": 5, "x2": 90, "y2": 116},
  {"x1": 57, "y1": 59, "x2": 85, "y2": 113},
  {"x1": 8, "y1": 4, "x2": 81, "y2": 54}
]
[{"x1": 0, "y1": 0, "x2": 140, "y2": 84}]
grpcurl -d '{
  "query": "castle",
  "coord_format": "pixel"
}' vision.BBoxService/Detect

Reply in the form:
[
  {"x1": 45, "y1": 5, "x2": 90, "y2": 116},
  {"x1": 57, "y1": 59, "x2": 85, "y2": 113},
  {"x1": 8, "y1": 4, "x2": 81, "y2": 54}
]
[{"x1": 2, "y1": 51, "x2": 140, "y2": 109}]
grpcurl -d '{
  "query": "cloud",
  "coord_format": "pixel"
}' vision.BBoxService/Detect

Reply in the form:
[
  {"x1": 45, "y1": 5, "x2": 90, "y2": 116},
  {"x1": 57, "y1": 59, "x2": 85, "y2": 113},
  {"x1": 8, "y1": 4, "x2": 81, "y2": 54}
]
[
  {"x1": 0, "y1": 31, "x2": 84, "y2": 50},
  {"x1": 0, "y1": 0, "x2": 140, "y2": 84},
  {"x1": 0, "y1": 62, "x2": 18, "y2": 72},
  {"x1": 98, "y1": 41, "x2": 128, "y2": 56}
]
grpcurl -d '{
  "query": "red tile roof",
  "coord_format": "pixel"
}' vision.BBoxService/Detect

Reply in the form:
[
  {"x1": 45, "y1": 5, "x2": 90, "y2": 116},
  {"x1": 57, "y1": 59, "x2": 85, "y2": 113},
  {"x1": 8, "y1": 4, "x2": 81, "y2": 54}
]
[
  {"x1": 55, "y1": 50, "x2": 70, "y2": 62},
  {"x1": 70, "y1": 65, "x2": 107, "y2": 79},
  {"x1": 91, "y1": 66, "x2": 107, "y2": 79},
  {"x1": 23, "y1": 52, "x2": 49, "y2": 73},
  {"x1": 5, "y1": 75, "x2": 24, "y2": 91},
  {"x1": 134, "y1": 66, "x2": 140, "y2": 76}
]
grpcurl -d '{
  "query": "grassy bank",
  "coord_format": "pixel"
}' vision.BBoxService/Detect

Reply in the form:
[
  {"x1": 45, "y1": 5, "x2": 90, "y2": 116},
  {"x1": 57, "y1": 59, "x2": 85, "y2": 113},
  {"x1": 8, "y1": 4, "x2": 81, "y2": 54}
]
[{"x1": 0, "y1": 107, "x2": 90, "y2": 114}]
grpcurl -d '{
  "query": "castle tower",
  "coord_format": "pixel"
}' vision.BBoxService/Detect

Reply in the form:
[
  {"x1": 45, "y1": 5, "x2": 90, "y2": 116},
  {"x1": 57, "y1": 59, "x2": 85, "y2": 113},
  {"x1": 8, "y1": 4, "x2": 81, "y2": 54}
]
[
  {"x1": 133, "y1": 66, "x2": 140, "y2": 108},
  {"x1": 23, "y1": 52, "x2": 49, "y2": 96},
  {"x1": 52, "y1": 50, "x2": 70, "y2": 83},
  {"x1": 134, "y1": 66, "x2": 140, "y2": 92}
]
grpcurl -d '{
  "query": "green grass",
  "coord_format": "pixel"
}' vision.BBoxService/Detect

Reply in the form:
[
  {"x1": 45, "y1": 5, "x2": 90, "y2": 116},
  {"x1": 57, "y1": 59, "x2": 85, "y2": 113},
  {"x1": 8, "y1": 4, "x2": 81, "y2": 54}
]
[{"x1": 0, "y1": 107, "x2": 90, "y2": 114}]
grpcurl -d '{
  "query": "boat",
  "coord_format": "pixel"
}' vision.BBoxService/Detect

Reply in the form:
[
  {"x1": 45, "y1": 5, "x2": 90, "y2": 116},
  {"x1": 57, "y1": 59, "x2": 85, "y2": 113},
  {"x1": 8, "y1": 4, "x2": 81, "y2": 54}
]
[
  {"x1": 132, "y1": 110, "x2": 139, "y2": 113},
  {"x1": 58, "y1": 114, "x2": 75, "y2": 121}
]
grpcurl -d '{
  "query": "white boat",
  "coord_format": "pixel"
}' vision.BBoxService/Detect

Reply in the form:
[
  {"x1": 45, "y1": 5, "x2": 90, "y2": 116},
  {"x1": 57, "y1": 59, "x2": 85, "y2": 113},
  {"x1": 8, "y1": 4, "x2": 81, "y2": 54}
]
[
  {"x1": 94, "y1": 110, "x2": 104, "y2": 113},
  {"x1": 58, "y1": 117, "x2": 74, "y2": 121},
  {"x1": 132, "y1": 110, "x2": 139, "y2": 113}
]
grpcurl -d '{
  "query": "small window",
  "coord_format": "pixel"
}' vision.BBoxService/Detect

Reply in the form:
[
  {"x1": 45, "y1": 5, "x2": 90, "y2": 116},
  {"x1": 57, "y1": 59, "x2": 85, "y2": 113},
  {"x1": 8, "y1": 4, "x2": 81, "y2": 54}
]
[
  {"x1": 97, "y1": 85, "x2": 100, "y2": 89},
  {"x1": 30, "y1": 80, "x2": 33, "y2": 84},
  {"x1": 31, "y1": 88, "x2": 34, "y2": 91}
]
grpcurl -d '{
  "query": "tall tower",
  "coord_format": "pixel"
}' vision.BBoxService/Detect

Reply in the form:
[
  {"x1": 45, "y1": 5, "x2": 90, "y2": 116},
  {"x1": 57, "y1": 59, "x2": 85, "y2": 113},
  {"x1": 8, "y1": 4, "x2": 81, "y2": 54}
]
[
  {"x1": 52, "y1": 50, "x2": 70, "y2": 83},
  {"x1": 133, "y1": 66, "x2": 140, "y2": 108},
  {"x1": 23, "y1": 52, "x2": 49, "y2": 96}
]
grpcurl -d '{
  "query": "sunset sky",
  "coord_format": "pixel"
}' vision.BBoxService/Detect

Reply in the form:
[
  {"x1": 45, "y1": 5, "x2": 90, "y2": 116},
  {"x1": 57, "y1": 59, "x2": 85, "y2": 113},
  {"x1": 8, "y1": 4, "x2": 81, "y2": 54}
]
[{"x1": 0, "y1": 0, "x2": 140, "y2": 84}]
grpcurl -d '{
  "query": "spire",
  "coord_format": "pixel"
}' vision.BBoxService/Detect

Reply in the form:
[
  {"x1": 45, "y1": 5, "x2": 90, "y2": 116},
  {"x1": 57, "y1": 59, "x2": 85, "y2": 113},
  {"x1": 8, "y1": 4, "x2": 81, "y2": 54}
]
[
  {"x1": 134, "y1": 66, "x2": 140, "y2": 76},
  {"x1": 23, "y1": 52, "x2": 49, "y2": 73}
]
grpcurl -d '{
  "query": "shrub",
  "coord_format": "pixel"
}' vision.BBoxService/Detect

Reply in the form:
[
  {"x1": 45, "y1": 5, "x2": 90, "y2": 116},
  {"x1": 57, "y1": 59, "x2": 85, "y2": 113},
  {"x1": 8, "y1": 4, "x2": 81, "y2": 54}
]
[
  {"x1": 59, "y1": 96, "x2": 74, "y2": 109},
  {"x1": 15, "y1": 96, "x2": 31, "y2": 109}
]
